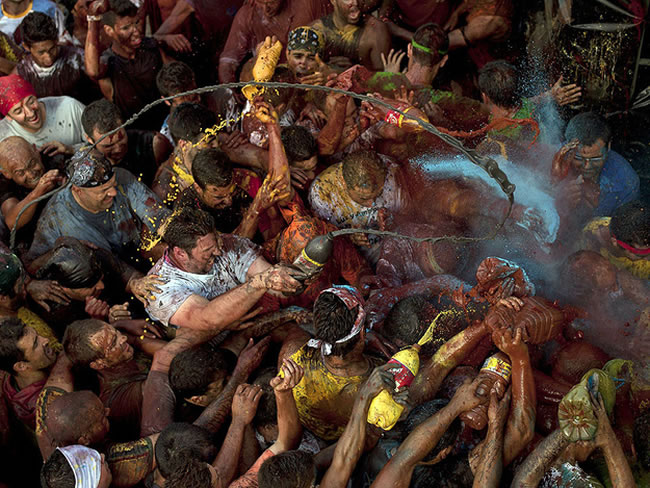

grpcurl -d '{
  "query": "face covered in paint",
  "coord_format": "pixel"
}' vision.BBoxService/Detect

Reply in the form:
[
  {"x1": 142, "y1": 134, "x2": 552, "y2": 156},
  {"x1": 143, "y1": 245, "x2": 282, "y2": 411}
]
[
  {"x1": 286, "y1": 49, "x2": 320, "y2": 77},
  {"x1": 256, "y1": 0, "x2": 284, "y2": 17},
  {"x1": 1, "y1": 142, "x2": 45, "y2": 189},
  {"x1": 331, "y1": 0, "x2": 361, "y2": 25},
  {"x1": 571, "y1": 138, "x2": 609, "y2": 182},
  {"x1": 26, "y1": 39, "x2": 59, "y2": 68},
  {"x1": 15, "y1": 326, "x2": 57, "y2": 372},
  {"x1": 90, "y1": 126, "x2": 129, "y2": 164}
]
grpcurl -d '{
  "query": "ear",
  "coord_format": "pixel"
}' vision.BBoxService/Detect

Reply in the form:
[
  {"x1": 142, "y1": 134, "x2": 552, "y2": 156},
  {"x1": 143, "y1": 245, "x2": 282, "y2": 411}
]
[
  {"x1": 13, "y1": 361, "x2": 29, "y2": 374},
  {"x1": 103, "y1": 25, "x2": 114, "y2": 38},
  {"x1": 89, "y1": 358, "x2": 107, "y2": 371},
  {"x1": 162, "y1": 96, "x2": 171, "y2": 107},
  {"x1": 78, "y1": 434, "x2": 91, "y2": 446},
  {"x1": 170, "y1": 246, "x2": 190, "y2": 266},
  {"x1": 481, "y1": 92, "x2": 489, "y2": 105},
  {"x1": 407, "y1": 43, "x2": 412, "y2": 59},
  {"x1": 439, "y1": 54, "x2": 448, "y2": 69},
  {"x1": 84, "y1": 134, "x2": 94, "y2": 144}
]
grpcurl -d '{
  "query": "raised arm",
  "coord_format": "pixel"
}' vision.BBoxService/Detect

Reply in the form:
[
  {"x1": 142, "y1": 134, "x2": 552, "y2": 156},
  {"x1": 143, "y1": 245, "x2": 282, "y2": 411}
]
[
  {"x1": 410, "y1": 320, "x2": 489, "y2": 405},
  {"x1": 511, "y1": 429, "x2": 570, "y2": 488},
  {"x1": 372, "y1": 377, "x2": 485, "y2": 488},
  {"x1": 322, "y1": 364, "x2": 397, "y2": 488},
  {"x1": 1, "y1": 171, "x2": 61, "y2": 231},
  {"x1": 268, "y1": 358, "x2": 304, "y2": 454},
  {"x1": 85, "y1": 0, "x2": 112, "y2": 96}
]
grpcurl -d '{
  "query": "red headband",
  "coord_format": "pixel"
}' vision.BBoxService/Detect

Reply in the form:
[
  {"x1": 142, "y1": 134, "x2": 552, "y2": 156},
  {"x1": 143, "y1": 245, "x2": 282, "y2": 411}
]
[
  {"x1": 612, "y1": 236, "x2": 650, "y2": 256},
  {"x1": 0, "y1": 74, "x2": 36, "y2": 116}
]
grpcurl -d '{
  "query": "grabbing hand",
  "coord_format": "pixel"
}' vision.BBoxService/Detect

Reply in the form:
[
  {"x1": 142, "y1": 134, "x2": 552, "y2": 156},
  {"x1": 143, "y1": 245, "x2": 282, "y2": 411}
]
[
  {"x1": 551, "y1": 139, "x2": 579, "y2": 181},
  {"x1": 381, "y1": 49, "x2": 406, "y2": 73},
  {"x1": 232, "y1": 384, "x2": 263, "y2": 425},
  {"x1": 289, "y1": 167, "x2": 312, "y2": 190},
  {"x1": 129, "y1": 274, "x2": 164, "y2": 306},
  {"x1": 255, "y1": 174, "x2": 291, "y2": 210},
  {"x1": 85, "y1": 296, "x2": 110, "y2": 320},
  {"x1": 253, "y1": 99, "x2": 279, "y2": 125},
  {"x1": 360, "y1": 363, "x2": 397, "y2": 398},
  {"x1": 496, "y1": 296, "x2": 524, "y2": 311},
  {"x1": 590, "y1": 390, "x2": 615, "y2": 448},
  {"x1": 114, "y1": 319, "x2": 164, "y2": 339},
  {"x1": 487, "y1": 385, "x2": 511, "y2": 427},
  {"x1": 298, "y1": 54, "x2": 332, "y2": 85},
  {"x1": 26, "y1": 279, "x2": 69, "y2": 312},
  {"x1": 88, "y1": 0, "x2": 108, "y2": 16},
  {"x1": 492, "y1": 327, "x2": 528, "y2": 360},
  {"x1": 157, "y1": 34, "x2": 192, "y2": 53},
  {"x1": 452, "y1": 376, "x2": 488, "y2": 412},
  {"x1": 349, "y1": 231, "x2": 371, "y2": 248},
  {"x1": 108, "y1": 302, "x2": 131, "y2": 324},
  {"x1": 235, "y1": 337, "x2": 271, "y2": 377},
  {"x1": 32, "y1": 169, "x2": 63, "y2": 196},
  {"x1": 251, "y1": 265, "x2": 302, "y2": 293},
  {"x1": 271, "y1": 358, "x2": 304, "y2": 392},
  {"x1": 219, "y1": 130, "x2": 249, "y2": 151}
]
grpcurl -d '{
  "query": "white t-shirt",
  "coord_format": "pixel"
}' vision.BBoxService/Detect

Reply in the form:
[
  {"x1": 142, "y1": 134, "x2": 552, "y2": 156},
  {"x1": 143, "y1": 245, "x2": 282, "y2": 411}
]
[
  {"x1": 0, "y1": 96, "x2": 85, "y2": 148},
  {"x1": 145, "y1": 234, "x2": 260, "y2": 327},
  {"x1": 0, "y1": 0, "x2": 73, "y2": 43}
]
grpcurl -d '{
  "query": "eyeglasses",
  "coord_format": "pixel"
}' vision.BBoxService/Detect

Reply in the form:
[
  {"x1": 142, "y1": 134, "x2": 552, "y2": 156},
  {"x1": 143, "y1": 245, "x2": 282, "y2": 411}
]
[{"x1": 573, "y1": 152, "x2": 607, "y2": 165}]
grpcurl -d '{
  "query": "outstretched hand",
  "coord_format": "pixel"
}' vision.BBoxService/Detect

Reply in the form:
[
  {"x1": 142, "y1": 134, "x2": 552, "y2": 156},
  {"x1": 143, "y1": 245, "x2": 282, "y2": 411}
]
[{"x1": 271, "y1": 358, "x2": 304, "y2": 392}]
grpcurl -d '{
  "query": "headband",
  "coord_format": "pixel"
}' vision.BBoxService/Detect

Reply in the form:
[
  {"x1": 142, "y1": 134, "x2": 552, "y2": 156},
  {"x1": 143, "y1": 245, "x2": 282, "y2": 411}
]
[
  {"x1": 0, "y1": 252, "x2": 22, "y2": 294},
  {"x1": 67, "y1": 150, "x2": 114, "y2": 188},
  {"x1": 612, "y1": 235, "x2": 650, "y2": 256},
  {"x1": 0, "y1": 74, "x2": 36, "y2": 116},
  {"x1": 288, "y1": 26, "x2": 323, "y2": 54},
  {"x1": 57, "y1": 445, "x2": 102, "y2": 488},
  {"x1": 307, "y1": 285, "x2": 366, "y2": 356},
  {"x1": 411, "y1": 39, "x2": 448, "y2": 56}
]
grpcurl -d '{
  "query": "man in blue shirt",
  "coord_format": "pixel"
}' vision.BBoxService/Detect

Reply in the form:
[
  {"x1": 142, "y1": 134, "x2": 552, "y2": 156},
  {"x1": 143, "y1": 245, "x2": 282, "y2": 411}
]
[
  {"x1": 552, "y1": 112, "x2": 640, "y2": 217},
  {"x1": 26, "y1": 150, "x2": 170, "y2": 268}
]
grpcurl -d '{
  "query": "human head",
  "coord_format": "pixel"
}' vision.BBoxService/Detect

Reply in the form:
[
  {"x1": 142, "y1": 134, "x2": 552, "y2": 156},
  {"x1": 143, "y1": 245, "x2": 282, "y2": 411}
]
[
  {"x1": 0, "y1": 74, "x2": 43, "y2": 132},
  {"x1": 408, "y1": 23, "x2": 449, "y2": 72},
  {"x1": 564, "y1": 112, "x2": 612, "y2": 181},
  {"x1": 610, "y1": 200, "x2": 650, "y2": 259},
  {"x1": 286, "y1": 27, "x2": 324, "y2": 77},
  {"x1": 41, "y1": 446, "x2": 112, "y2": 488},
  {"x1": 45, "y1": 391, "x2": 110, "y2": 447},
  {"x1": 68, "y1": 150, "x2": 117, "y2": 213},
  {"x1": 19, "y1": 12, "x2": 59, "y2": 68},
  {"x1": 168, "y1": 103, "x2": 219, "y2": 163},
  {"x1": 330, "y1": 0, "x2": 361, "y2": 26},
  {"x1": 478, "y1": 60, "x2": 520, "y2": 109},
  {"x1": 156, "y1": 61, "x2": 200, "y2": 107},
  {"x1": 281, "y1": 125, "x2": 318, "y2": 171},
  {"x1": 102, "y1": 0, "x2": 142, "y2": 51},
  {"x1": 163, "y1": 208, "x2": 219, "y2": 274},
  {"x1": 0, "y1": 136, "x2": 44, "y2": 189},
  {"x1": 155, "y1": 423, "x2": 217, "y2": 478},
  {"x1": 0, "y1": 317, "x2": 56, "y2": 375},
  {"x1": 191, "y1": 149, "x2": 236, "y2": 210},
  {"x1": 341, "y1": 150, "x2": 387, "y2": 207},
  {"x1": 63, "y1": 319, "x2": 133, "y2": 371},
  {"x1": 81, "y1": 99, "x2": 128, "y2": 164},
  {"x1": 0, "y1": 252, "x2": 27, "y2": 310},
  {"x1": 169, "y1": 345, "x2": 235, "y2": 406},
  {"x1": 255, "y1": 0, "x2": 284, "y2": 18},
  {"x1": 383, "y1": 296, "x2": 440, "y2": 356},
  {"x1": 258, "y1": 450, "x2": 316, "y2": 488},
  {"x1": 252, "y1": 368, "x2": 278, "y2": 442},
  {"x1": 36, "y1": 239, "x2": 105, "y2": 302},
  {"x1": 313, "y1": 285, "x2": 366, "y2": 357}
]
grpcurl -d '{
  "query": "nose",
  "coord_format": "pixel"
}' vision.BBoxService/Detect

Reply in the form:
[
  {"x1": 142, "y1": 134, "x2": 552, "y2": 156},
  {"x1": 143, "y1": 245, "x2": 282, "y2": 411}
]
[
  {"x1": 107, "y1": 186, "x2": 117, "y2": 198},
  {"x1": 24, "y1": 104, "x2": 34, "y2": 118}
]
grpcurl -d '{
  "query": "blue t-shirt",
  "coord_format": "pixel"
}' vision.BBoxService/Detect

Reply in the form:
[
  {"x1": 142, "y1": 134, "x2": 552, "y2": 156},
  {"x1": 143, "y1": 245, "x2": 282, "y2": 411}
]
[
  {"x1": 27, "y1": 168, "x2": 170, "y2": 261},
  {"x1": 596, "y1": 150, "x2": 640, "y2": 216}
]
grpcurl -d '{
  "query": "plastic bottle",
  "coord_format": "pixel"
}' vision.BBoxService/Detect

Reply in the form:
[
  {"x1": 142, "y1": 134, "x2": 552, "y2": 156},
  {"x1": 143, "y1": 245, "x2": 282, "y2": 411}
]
[
  {"x1": 291, "y1": 234, "x2": 334, "y2": 281},
  {"x1": 460, "y1": 353, "x2": 512, "y2": 430},
  {"x1": 367, "y1": 311, "x2": 448, "y2": 430},
  {"x1": 242, "y1": 38, "x2": 283, "y2": 101}
]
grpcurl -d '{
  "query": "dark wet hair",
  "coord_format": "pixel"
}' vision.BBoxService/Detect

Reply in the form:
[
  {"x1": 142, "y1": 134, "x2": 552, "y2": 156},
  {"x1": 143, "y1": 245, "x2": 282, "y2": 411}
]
[
  {"x1": 20, "y1": 12, "x2": 57, "y2": 46},
  {"x1": 281, "y1": 125, "x2": 317, "y2": 165},
  {"x1": 341, "y1": 150, "x2": 386, "y2": 190},
  {"x1": 610, "y1": 199, "x2": 649, "y2": 247},
  {"x1": 192, "y1": 148, "x2": 233, "y2": 189},
  {"x1": 313, "y1": 291, "x2": 361, "y2": 357},
  {"x1": 156, "y1": 61, "x2": 196, "y2": 97},
  {"x1": 564, "y1": 112, "x2": 612, "y2": 146},
  {"x1": 81, "y1": 99, "x2": 122, "y2": 137},
  {"x1": 478, "y1": 60, "x2": 520, "y2": 109},
  {"x1": 0, "y1": 317, "x2": 26, "y2": 372},
  {"x1": 164, "y1": 457, "x2": 212, "y2": 488},
  {"x1": 163, "y1": 208, "x2": 215, "y2": 255},
  {"x1": 62, "y1": 319, "x2": 105, "y2": 367},
  {"x1": 36, "y1": 239, "x2": 103, "y2": 289},
  {"x1": 168, "y1": 103, "x2": 218, "y2": 145},
  {"x1": 156, "y1": 423, "x2": 217, "y2": 478},
  {"x1": 411, "y1": 23, "x2": 448, "y2": 66},
  {"x1": 258, "y1": 450, "x2": 315, "y2": 488},
  {"x1": 103, "y1": 0, "x2": 138, "y2": 27},
  {"x1": 252, "y1": 368, "x2": 277, "y2": 429},
  {"x1": 41, "y1": 449, "x2": 75, "y2": 488},
  {"x1": 169, "y1": 344, "x2": 235, "y2": 399},
  {"x1": 383, "y1": 296, "x2": 431, "y2": 346}
]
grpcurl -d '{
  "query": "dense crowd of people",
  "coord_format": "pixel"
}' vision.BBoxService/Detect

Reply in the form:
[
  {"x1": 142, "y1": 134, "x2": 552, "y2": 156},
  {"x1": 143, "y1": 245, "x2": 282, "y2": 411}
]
[{"x1": 0, "y1": 0, "x2": 648, "y2": 486}]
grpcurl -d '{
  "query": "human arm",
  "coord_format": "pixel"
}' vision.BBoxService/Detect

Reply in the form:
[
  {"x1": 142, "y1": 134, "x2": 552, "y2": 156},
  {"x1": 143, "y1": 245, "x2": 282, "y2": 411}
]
[
  {"x1": 24, "y1": 278, "x2": 70, "y2": 312},
  {"x1": 410, "y1": 320, "x2": 489, "y2": 405},
  {"x1": 152, "y1": 0, "x2": 194, "y2": 52},
  {"x1": 218, "y1": 131, "x2": 269, "y2": 172},
  {"x1": 85, "y1": 1, "x2": 110, "y2": 84},
  {"x1": 372, "y1": 377, "x2": 485, "y2": 488},
  {"x1": 234, "y1": 175, "x2": 289, "y2": 239},
  {"x1": 472, "y1": 387, "x2": 511, "y2": 488},
  {"x1": 360, "y1": 18, "x2": 392, "y2": 71},
  {"x1": 318, "y1": 92, "x2": 349, "y2": 156},
  {"x1": 510, "y1": 429, "x2": 570, "y2": 488},
  {"x1": 448, "y1": 14, "x2": 511, "y2": 50},
  {"x1": 591, "y1": 391, "x2": 635, "y2": 488},
  {"x1": 1, "y1": 170, "x2": 61, "y2": 231},
  {"x1": 211, "y1": 384, "x2": 263, "y2": 485},
  {"x1": 268, "y1": 358, "x2": 304, "y2": 453},
  {"x1": 322, "y1": 364, "x2": 398, "y2": 488},
  {"x1": 194, "y1": 336, "x2": 270, "y2": 433},
  {"x1": 218, "y1": 7, "x2": 252, "y2": 83}
]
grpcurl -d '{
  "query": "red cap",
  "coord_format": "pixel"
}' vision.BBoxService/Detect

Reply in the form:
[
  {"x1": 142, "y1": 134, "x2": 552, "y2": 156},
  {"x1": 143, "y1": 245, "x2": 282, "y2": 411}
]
[{"x1": 0, "y1": 74, "x2": 36, "y2": 116}]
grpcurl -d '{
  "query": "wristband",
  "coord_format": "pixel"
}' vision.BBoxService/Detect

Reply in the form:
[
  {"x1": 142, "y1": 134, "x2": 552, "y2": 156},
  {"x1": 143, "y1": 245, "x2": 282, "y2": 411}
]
[{"x1": 86, "y1": 14, "x2": 102, "y2": 22}]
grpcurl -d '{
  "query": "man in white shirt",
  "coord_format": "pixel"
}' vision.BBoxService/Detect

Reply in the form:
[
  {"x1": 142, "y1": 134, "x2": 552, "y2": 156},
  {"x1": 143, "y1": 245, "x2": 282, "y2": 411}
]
[{"x1": 0, "y1": 74, "x2": 85, "y2": 156}]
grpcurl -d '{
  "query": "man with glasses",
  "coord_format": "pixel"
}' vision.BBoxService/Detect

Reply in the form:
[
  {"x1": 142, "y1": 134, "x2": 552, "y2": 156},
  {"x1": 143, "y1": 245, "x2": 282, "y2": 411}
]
[{"x1": 552, "y1": 112, "x2": 640, "y2": 218}]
